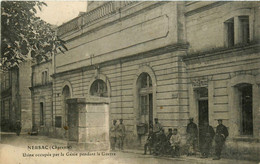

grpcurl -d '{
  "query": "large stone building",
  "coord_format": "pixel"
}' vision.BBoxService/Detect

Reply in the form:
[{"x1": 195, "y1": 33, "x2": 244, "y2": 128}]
[
  {"x1": 0, "y1": 61, "x2": 32, "y2": 132},
  {"x1": 30, "y1": 1, "x2": 260, "y2": 160}
]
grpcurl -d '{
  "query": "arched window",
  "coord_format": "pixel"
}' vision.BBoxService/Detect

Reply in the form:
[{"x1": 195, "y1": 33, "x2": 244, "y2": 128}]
[
  {"x1": 137, "y1": 73, "x2": 153, "y2": 128},
  {"x1": 90, "y1": 79, "x2": 108, "y2": 97}
]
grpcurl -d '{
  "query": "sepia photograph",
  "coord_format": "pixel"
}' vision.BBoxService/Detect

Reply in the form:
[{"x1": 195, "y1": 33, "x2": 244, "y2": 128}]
[{"x1": 0, "y1": 1, "x2": 259, "y2": 163}]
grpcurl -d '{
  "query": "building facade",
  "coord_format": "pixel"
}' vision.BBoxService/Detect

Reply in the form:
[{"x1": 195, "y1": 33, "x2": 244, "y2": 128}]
[
  {"x1": 30, "y1": 60, "x2": 53, "y2": 136},
  {"x1": 0, "y1": 61, "x2": 32, "y2": 132},
  {"x1": 30, "y1": 1, "x2": 260, "y2": 160}
]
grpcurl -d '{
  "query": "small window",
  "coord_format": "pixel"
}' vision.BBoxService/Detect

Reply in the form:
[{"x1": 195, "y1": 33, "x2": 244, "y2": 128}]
[
  {"x1": 4, "y1": 99, "x2": 10, "y2": 119},
  {"x1": 140, "y1": 95, "x2": 148, "y2": 115},
  {"x1": 40, "y1": 102, "x2": 44, "y2": 126},
  {"x1": 225, "y1": 18, "x2": 234, "y2": 47},
  {"x1": 2, "y1": 72, "x2": 11, "y2": 90},
  {"x1": 239, "y1": 16, "x2": 250, "y2": 44},
  {"x1": 41, "y1": 71, "x2": 48, "y2": 85}
]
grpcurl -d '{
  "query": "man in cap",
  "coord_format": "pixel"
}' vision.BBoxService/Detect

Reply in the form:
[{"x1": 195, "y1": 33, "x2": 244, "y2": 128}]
[
  {"x1": 186, "y1": 117, "x2": 198, "y2": 156},
  {"x1": 213, "y1": 119, "x2": 229, "y2": 160},
  {"x1": 164, "y1": 128, "x2": 174, "y2": 155},
  {"x1": 117, "y1": 119, "x2": 126, "y2": 151},
  {"x1": 153, "y1": 118, "x2": 163, "y2": 146},
  {"x1": 110, "y1": 120, "x2": 118, "y2": 151}
]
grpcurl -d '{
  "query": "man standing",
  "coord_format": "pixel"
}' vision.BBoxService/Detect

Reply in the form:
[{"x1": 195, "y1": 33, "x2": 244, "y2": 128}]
[
  {"x1": 213, "y1": 119, "x2": 229, "y2": 160},
  {"x1": 200, "y1": 122, "x2": 215, "y2": 158},
  {"x1": 15, "y1": 120, "x2": 22, "y2": 136},
  {"x1": 110, "y1": 120, "x2": 117, "y2": 151},
  {"x1": 117, "y1": 119, "x2": 126, "y2": 151},
  {"x1": 186, "y1": 118, "x2": 198, "y2": 156}
]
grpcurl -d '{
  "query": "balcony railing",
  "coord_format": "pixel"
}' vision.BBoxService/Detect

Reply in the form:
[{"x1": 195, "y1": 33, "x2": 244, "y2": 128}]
[{"x1": 57, "y1": 1, "x2": 138, "y2": 36}]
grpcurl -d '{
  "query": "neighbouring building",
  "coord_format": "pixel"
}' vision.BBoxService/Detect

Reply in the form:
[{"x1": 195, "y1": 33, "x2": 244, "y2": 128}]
[
  {"x1": 30, "y1": 1, "x2": 260, "y2": 160},
  {"x1": 30, "y1": 60, "x2": 53, "y2": 136},
  {"x1": 0, "y1": 61, "x2": 32, "y2": 132}
]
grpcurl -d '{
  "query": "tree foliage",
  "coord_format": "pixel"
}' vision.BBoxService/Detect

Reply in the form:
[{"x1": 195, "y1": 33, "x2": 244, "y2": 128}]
[{"x1": 1, "y1": 1, "x2": 67, "y2": 70}]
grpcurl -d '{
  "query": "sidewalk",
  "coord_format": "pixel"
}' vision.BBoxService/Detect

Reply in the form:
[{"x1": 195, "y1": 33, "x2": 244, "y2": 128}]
[{"x1": 122, "y1": 149, "x2": 258, "y2": 164}]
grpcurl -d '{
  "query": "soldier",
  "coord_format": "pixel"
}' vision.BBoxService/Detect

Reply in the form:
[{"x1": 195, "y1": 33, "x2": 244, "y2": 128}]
[
  {"x1": 170, "y1": 128, "x2": 181, "y2": 157},
  {"x1": 200, "y1": 122, "x2": 215, "y2": 158},
  {"x1": 165, "y1": 128, "x2": 173, "y2": 155},
  {"x1": 154, "y1": 128, "x2": 167, "y2": 156},
  {"x1": 117, "y1": 119, "x2": 126, "y2": 151},
  {"x1": 153, "y1": 118, "x2": 162, "y2": 134},
  {"x1": 166, "y1": 128, "x2": 173, "y2": 141},
  {"x1": 153, "y1": 118, "x2": 162, "y2": 144},
  {"x1": 143, "y1": 127, "x2": 156, "y2": 155},
  {"x1": 15, "y1": 120, "x2": 22, "y2": 136},
  {"x1": 110, "y1": 120, "x2": 117, "y2": 151},
  {"x1": 213, "y1": 119, "x2": 229, "y2": 160},
  {"x1": 186, "y1": 118, "x2": 198, "y2": 156}
]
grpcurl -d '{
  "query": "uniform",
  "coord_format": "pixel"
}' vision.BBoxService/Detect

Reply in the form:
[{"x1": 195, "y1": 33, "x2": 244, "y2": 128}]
[
  {"x1": 201, "y1": 125, "x2": 215, "y2": 158},
  {"x1": 117, "y1": 123, "x2": 126, "y2": 150},
  {"x1": 170, "y1": 133, "x2": 181, "y2": 157},
  {"x1": 144, "y1": 131, "x2": 156, "y2": 155},
  {"x1": 186, "y1": 122, "x2": 198, "y2": 154},
  {"x1": 153, "y1": 122, "x2": 162, "y2": 134},
  {"x1": 154, "y1": 131, "x2": 167, "y2": 155},
  {"x1": 110, "y1": 123, "x2": 117, "y2": 150},
  {"x1": 214, "y1": 124, "x2": 228, "y2": 159}
]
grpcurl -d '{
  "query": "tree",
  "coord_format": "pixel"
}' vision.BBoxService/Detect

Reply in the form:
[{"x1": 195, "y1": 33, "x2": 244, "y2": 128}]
[{"x1": 1, "y1": 1, "x2": 67, "y2": 70}]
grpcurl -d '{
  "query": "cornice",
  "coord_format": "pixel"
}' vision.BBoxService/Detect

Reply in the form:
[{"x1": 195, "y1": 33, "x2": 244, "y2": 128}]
[
  {"x1": 185, "y1": 1, "x2": 227, "y2": 17},
  {"x1": 29, "y1": 82, "x2": 53, "y2": 91}
]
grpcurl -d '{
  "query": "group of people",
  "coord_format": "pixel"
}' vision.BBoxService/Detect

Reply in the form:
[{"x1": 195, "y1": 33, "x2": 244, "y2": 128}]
[
  {"x1": 110, "y1": 119, "x2": 126, "y2": 151},
  {"x1": 110, "y1": 117, "x2": 229, "y2": 160},
  {"x1": 144, "y1": 117, "x2": 229, "y2": 160},
  {"x1": 186, "y1": 118, "x2": 229, "y2": 160},
  {"x1": 143, "y1": 118, "x2": 181, "y2": 157}
]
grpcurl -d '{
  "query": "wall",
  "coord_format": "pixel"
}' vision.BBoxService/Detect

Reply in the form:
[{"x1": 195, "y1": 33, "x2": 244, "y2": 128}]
[
  {"x1": 19, "y1": 61, "x2": 32, "y2": 132},
  {"x1": 55, "y1": 2, "x2": 183, "y2": 73},
  {"x1": 31, "y1": 61, "x2": 53, "y2": 135},
  {"x1": 185, "y1": 1, "x2": 260, "y2": 53}
]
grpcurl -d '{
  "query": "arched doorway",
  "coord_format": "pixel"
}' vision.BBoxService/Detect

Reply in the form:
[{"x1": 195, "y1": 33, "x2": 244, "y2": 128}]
[{"x1": 137, "y1": 72, "x2": 153, "y2": 129}]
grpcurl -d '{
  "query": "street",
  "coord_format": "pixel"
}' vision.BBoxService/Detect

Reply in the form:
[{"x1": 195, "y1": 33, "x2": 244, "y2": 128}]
[{"x1": 0, "y1": 133, "x2": 258, "y2": 164}]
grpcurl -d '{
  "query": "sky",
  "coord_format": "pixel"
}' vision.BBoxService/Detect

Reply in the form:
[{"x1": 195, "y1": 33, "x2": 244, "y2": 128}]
[{"x1": 36, "y1": 1, "x2": 87, "y2": 26}]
